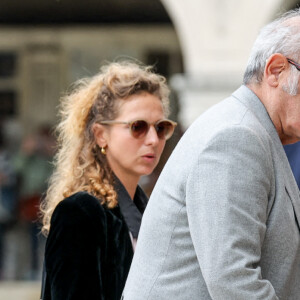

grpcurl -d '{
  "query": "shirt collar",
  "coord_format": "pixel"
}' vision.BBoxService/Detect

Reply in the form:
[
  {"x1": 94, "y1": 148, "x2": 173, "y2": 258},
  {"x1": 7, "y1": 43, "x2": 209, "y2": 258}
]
[{"x1": 114, "y1": 175, "x2": 148, "y2": 238}]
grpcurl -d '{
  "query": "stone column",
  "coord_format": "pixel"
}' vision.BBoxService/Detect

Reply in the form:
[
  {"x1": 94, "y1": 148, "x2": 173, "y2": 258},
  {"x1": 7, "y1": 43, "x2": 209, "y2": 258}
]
[{"x1": 161, "y1": 0, "x2": 294, "y2": 129}]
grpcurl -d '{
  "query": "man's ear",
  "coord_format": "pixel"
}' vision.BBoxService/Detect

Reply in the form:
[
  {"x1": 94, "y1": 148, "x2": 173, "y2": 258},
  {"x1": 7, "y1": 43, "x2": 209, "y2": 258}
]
[
  {"x1": 92, "y1": 123, "x2": 107, "y2": 147},
  {"x1": 264, "y1": 53, "x2": 287, "y2": 87}
]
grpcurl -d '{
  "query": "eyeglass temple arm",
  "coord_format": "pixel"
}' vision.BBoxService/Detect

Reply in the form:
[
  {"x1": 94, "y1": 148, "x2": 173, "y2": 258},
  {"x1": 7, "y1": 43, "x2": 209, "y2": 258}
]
[
  {"x1": 287, "y1": 58, "x2": 300, "y2": 70},
  {"x1": 100, "y1": 121, "x2": 129, "y2": 125}
]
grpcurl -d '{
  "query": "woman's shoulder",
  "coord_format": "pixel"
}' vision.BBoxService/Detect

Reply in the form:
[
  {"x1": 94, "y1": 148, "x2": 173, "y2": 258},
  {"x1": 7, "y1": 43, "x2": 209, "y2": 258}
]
[
  {"x1": 47, "y1": 192, "x2": 107, "y2": 255},
  {"x1": 61, "y1": 191, "x2": 103, "y2": 208},
  {"x1": 52, "y1": 191, "x2": 106, "y2": 226}
]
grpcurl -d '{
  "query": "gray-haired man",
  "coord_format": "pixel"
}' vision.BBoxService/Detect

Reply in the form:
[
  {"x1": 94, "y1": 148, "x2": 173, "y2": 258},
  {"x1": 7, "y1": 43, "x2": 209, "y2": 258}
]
[{"x1": 123, "y1": 8, "x2": 300, "y2": 300}]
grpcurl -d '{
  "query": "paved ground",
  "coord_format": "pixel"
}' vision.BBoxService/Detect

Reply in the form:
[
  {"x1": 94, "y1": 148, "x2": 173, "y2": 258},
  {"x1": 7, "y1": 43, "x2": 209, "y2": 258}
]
[{"x1": 0, "y1": 281, "x2": 41, "y2": 300}]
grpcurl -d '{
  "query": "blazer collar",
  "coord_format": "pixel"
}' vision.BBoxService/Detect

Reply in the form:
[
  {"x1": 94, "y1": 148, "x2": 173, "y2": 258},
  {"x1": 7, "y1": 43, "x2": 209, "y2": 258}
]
[
  {"x1": 232, "y1": 85, "x2": 287, "y2": 161},
  {"x1": 233, "y1": 85, "x2": 300, "y2": 225},
  {"x1": 114, "y1": 175, "x2": 148, "y2": 238},
  {"x1": 232, "y1": 85, "x2": 280, "y2": 143}
]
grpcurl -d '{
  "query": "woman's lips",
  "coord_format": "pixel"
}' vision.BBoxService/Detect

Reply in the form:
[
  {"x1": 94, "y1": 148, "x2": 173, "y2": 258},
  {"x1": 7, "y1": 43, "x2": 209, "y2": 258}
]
[{"x1": 142, "y1": 153, "x2": 156, "y2": 162}]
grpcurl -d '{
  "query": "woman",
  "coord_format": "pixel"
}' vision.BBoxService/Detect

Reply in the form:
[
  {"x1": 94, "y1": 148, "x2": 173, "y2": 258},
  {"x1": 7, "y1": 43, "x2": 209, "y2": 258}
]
[{"x1": 40, "y1": 61, "x2": 177, "y2": 300}]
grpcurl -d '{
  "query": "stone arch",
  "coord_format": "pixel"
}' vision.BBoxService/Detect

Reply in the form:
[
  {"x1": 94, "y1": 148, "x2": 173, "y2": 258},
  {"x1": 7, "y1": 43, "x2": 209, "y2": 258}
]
[{"x1": 160, "y1": 0, "x2": 298, "y2": 128}]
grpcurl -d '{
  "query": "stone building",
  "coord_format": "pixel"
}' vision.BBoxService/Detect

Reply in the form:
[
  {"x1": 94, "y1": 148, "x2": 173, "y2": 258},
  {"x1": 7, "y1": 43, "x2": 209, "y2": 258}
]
[{"x1": 0, "y1": 0, "x2": 299, "y2": 136}]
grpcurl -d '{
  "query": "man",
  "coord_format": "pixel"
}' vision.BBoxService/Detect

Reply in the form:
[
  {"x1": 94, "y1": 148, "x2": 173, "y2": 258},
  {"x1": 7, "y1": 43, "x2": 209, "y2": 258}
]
[{"x1": 122, "y1": 8, "x2": 300, "y2": 300}]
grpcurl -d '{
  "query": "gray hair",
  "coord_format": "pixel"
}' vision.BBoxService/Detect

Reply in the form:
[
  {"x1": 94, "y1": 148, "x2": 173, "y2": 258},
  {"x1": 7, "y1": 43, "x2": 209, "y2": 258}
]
[
  {"x1": 243, "y1": 8, "x2": 300, "y2": 87},
  {"x1": 282, "y1": 63, "x2": 300, "y2": 96}
]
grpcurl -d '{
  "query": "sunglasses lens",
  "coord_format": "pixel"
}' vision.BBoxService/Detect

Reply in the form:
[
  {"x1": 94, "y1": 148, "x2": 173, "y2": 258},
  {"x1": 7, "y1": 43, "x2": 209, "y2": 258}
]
[
  {"x1": 129, "y1": 120, "x2": 176, "y2": 139},
  {"x1": 130, "y1": 120, "x2": 149, "y2": 138},
  {"x1": 156, "y1": 121, "x2": 175, "y2": 140}
]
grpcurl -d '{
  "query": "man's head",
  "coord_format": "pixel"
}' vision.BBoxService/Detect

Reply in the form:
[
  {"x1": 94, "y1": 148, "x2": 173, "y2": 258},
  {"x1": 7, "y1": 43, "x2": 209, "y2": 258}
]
[
  {"x1": 243, "y1": 8, "x2": 300, "y2": 91},
  {"x1": 244, "y1": 9, "x2": 300, "y2": 145}
]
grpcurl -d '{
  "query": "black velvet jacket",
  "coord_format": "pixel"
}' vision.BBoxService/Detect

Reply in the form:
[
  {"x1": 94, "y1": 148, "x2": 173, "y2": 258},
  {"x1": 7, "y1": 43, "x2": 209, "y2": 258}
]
[{"x1": 42, "y1": 179, "x2": 148, "y2": 300}]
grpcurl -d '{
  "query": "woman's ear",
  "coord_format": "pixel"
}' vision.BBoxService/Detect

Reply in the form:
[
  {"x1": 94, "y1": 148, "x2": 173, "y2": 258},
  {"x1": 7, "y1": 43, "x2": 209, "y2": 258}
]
[
  {"x1": 92, "y1": 123, "x2": 107, "y2": 148},
  {"x1": 265, "y1": 53, "x2": 287, "y2": 87}
]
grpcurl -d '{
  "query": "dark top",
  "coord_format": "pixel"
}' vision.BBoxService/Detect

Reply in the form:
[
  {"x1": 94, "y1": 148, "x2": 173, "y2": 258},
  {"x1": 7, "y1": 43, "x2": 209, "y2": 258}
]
[
  {"x1": 284, "y1": 141, "x2": 300, "y2": 189},
  {"x1": 42, "y1": 178, "x2": 148, "y2": 300}
]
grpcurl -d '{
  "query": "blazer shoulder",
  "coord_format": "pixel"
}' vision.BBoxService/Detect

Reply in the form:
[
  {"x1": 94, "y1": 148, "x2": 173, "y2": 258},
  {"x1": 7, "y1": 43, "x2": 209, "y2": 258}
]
[
  {"x1": 52, "y1": 191, "x2": 106, "y2": 229},
  {"x1": 58, "y1": 190, "x2": 103, "y2": 209}
]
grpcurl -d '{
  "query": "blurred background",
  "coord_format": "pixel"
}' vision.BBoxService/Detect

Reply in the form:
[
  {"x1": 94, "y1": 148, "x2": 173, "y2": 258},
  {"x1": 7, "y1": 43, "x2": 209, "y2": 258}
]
[{"x1": 0, "y1": 0, "x2": 299, "y2": 298}]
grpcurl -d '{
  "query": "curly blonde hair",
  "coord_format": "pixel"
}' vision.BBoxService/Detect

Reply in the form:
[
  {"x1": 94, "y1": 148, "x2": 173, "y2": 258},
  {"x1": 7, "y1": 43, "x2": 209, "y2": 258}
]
[{"x1": 40, "y1": 61, "x2": 170, "y2": 235}]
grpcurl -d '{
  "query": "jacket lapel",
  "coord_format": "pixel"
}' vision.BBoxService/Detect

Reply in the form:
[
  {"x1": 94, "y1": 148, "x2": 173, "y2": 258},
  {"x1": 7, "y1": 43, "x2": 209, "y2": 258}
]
[{"x1": 233, "y1": 85, "x2": 300, "y2": 229}]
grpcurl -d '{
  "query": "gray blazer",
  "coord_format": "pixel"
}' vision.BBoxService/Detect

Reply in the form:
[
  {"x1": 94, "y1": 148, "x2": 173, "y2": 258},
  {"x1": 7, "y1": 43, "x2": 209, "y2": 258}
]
[{"x1": 122, "y1": 86, "x2": 300, "y2": 300}]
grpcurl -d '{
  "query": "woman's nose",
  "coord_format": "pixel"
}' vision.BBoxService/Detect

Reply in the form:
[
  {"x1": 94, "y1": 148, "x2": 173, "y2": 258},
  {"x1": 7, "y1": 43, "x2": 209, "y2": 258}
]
[{"x1": 144, "y1": 125, "x2": 160, "y2": 145}]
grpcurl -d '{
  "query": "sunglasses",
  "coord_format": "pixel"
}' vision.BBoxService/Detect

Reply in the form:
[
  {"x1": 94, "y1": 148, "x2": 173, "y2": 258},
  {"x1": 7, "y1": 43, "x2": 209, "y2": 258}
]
[{"x1": 100, "y1": 119, "x2": 177, "y2": 140}]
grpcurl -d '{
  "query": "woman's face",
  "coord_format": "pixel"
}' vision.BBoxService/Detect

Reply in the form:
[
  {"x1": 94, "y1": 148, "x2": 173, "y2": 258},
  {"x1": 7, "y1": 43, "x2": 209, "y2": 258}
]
[{"x1": 98, "y1": 92, "x2": 166, "y2": 186}]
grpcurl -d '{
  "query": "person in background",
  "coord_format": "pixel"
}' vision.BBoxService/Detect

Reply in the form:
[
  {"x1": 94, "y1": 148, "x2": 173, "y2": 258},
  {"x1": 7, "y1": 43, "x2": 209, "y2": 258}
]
[
  {"x1": 40, "y1": 61, "x2": 176, "y2": 300},
  {"x1": 0, "y1": 123, "x2": 17, "y2": 279},
  {"x1": 123, "y1": 8, "x2": 300, "y2": 300},
  {"x1": 14, "y1": 128, "x2": 54, "y2": 280},
  {"x1": 284, "y1": 141, "x2": 300, "y2": 189}
]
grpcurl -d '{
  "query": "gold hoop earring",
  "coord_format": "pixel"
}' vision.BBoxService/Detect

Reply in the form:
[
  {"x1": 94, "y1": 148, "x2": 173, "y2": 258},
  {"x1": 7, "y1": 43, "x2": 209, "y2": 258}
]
[{"x1": 101, "y1": 147, "x2": 106, "y2": 155}]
